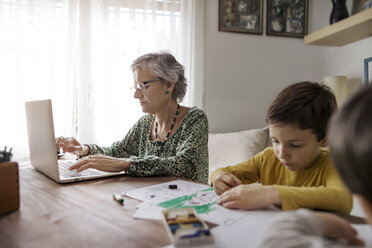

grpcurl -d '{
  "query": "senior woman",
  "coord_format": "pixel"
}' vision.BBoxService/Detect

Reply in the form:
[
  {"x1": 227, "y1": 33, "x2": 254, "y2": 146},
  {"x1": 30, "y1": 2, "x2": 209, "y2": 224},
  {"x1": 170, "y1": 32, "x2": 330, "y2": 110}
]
[{"x1": 56, "y1": 52, "x2": 208, "y2": 183}]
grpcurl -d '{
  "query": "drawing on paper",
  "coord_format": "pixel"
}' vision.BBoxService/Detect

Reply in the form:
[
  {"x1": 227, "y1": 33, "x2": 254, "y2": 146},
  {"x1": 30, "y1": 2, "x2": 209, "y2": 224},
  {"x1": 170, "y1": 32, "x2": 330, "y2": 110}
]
[
  {"x1": 124, "y1": 180, "x2": 208, "y2": 202},
  {"x1": 157, "y1": 187, "x2": 218, "y2": 214}
]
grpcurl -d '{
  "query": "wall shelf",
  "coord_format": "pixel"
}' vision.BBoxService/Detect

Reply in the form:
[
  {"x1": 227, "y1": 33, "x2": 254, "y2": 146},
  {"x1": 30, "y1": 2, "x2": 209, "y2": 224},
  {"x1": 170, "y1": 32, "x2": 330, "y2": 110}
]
[{"x1": 304, "y1": 7, "x2": 372, "y2": 47}]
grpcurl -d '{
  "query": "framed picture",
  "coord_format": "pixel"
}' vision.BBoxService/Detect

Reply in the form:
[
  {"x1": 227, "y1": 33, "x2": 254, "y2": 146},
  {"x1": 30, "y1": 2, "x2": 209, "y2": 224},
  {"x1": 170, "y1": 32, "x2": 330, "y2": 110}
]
[
  {"x1": 266, "y1": 0, "x2": 308, "y2": 38},
  {"x1": 219, "y1": 0, "x2": 263, "y2": 35},
  {"x1": 364, "y1": 57, "x2": 372, "y2": 84}
]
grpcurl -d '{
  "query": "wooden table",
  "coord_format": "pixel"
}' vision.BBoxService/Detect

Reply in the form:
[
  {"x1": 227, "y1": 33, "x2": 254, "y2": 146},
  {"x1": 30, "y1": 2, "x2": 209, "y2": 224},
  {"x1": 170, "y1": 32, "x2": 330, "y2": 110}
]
[
  {"x1": 0, "y1": 166, "x2": 176, "y2": 248},
  {"x1": 0, "y1": 166, "x2": 367, "y2": 248}
]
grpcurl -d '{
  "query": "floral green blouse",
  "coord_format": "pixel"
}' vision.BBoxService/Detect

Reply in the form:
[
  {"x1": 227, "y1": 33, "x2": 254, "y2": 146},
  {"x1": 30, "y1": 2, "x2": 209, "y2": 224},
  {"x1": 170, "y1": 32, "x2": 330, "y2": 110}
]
[{"x1": 89, "y1": 107, "x2": 209, "y2": 183}]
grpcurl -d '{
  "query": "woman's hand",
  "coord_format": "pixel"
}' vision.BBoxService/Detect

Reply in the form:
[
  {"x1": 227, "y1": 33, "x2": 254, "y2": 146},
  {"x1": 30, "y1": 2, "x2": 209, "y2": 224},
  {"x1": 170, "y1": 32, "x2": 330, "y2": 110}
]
[
  {"x1": 213, "y1": 172, "x2": 242, "y2": 195},
  {"x1": 56, "y1": 136, "x2": 89, "y2": 157},
  {"x1": 217, "y1": 184, "x2": 280, "y2": 210},
  {"x1": 69, "y1": 154, "x2": 130, "y2": 173},
  {"x1": 316, "y1": 212, "x2": 365, "y2": 246}
]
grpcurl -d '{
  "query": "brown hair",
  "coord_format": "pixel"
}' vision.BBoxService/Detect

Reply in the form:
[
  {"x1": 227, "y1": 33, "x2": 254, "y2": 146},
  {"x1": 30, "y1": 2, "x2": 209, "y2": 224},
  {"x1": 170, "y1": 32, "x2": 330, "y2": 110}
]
[
  {"x1": 328, "y1": 85, "x2": 372, "y2": 202},
  {"x1": 266, "y1": 81, "x2": 337, "y2": 141}
]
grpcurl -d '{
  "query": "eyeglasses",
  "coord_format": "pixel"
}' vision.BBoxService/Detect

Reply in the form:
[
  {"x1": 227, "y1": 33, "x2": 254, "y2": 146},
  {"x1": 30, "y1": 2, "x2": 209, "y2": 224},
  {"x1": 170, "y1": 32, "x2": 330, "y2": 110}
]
[{"x1": 131, "y1": 78, "x2": 163, "y2": 92}]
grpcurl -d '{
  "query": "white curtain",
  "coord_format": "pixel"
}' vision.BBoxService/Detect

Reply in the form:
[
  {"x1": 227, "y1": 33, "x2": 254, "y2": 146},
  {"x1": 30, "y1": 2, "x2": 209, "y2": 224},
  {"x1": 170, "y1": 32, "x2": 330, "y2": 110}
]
[
  {"x1": 0, "y1": 0, "x2": 78, "y2": 162},
  {"x1": 181, "y1": 0, "x2": 205, "y2": 110},
  {"x1": 0, "y1": 0, "x2": 205, "y2": 160}
]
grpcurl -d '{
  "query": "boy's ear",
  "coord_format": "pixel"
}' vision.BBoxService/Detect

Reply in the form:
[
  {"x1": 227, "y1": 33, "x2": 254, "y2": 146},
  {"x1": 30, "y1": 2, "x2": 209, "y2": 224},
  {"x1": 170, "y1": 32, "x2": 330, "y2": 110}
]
[{"x1": 320, "y1": 136, "x2": 328, "y2": 147}]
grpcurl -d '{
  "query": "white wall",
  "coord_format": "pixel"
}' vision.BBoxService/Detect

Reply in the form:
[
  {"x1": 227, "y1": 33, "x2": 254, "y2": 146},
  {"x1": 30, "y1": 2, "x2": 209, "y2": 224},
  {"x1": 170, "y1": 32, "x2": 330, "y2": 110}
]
[
  {"x1": 315, "y1": 1, "x2": 372, "y2": 96},
  {"x1": 205, "y1": 0, "x2": 372, "y2": 133}
]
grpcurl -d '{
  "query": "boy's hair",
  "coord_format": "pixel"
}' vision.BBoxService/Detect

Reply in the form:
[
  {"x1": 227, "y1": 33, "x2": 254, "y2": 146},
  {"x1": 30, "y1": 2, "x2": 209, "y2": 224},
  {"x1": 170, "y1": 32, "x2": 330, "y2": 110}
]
[
  {"x1": 266, "y1": 81, "x2": 337, "y2": 141},
  {"x1": 328, "y1": 85, "x2": 372, "y2": 202}
]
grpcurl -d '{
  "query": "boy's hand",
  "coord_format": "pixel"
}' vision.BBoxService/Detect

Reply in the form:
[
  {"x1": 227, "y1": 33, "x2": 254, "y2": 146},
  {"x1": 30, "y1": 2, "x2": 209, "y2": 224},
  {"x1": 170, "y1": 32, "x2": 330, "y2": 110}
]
[
  {"x1": 213, "y1": 172, "x2": 242, "y2": 195},
  {"x1": 217, "y1": 184, "x2": 280, "y2": 210},
  {"x1": 316, "y1": 212, "x2": 365, "y2": 246}
]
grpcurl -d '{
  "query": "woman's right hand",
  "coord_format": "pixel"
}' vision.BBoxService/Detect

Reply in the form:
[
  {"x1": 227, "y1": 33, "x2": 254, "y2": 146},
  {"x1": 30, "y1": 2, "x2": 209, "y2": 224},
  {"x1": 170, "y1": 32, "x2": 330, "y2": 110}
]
[
  {"x1": 56, "y1": 136, "x2": 90, "y2": 157},
  {"x1": 213, "y1": 172, "x2": 242, "y2": 195}
]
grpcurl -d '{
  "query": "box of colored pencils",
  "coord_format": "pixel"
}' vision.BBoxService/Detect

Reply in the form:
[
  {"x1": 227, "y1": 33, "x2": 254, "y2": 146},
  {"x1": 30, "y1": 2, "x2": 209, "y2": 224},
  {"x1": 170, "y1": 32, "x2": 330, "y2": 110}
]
[{"x1": 161, "y1": 208, "x2": 214, "y2": 248}]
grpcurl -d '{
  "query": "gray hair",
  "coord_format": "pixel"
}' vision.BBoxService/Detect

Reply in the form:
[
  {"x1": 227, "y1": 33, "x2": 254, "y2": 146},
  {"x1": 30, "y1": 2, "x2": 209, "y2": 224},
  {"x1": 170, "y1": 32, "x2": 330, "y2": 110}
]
[{"x1": 130, "y1": 51, "x2": 187, "y2": 102}]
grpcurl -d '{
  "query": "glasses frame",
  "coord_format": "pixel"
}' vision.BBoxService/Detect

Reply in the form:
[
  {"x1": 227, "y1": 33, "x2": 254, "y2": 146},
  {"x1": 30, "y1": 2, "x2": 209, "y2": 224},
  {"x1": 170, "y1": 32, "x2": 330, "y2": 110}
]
[{"x1": 132, "y1": 78, "x2": 163, "y2": 92}]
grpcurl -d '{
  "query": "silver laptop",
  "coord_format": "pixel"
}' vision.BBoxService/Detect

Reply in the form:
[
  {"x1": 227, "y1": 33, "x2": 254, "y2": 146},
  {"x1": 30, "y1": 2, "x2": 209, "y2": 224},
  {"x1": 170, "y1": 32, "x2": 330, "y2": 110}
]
[{"x1": 25, "y1": 99, "x2": 124, "y2": 183}]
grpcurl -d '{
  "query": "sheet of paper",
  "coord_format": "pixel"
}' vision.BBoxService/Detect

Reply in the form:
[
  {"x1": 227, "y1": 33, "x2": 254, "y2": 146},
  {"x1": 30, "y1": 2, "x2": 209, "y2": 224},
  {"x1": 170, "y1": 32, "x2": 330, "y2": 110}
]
[
  {"x1": 132, "y1": 184, "x2": 280, "y2": 226},
  {"x1": 129, "y1": 180, "x2": 282, "y2": 248},
  {"x1": 132, "y1": 202, "x2": 164, "y2": 220},
  {"x1": 201, "y1": 205, "x2": 271, "y2": 225},
  {"x1": 132, "y1": 199, "x2": 248, "y2": 224},
  {"x1": 211, "y1": 210, "x2": 280, "y2": 248},
  {"x1": 211, "y1": 214, "x2": 372, "y2": 248},
  {"x1": 132, "y1": 187, "x2": 221, "y2": 222},
  {"x1": 131, "y1": 186, "x2": 218, "y2": 221},
  {"x1": 123, "y1": 180, "x2": 208, "y2": 203},
  {"x1": 157, "y1": 187, "x2": 218, "y2": 213},
  {"x1": 156, "y1": 187, "x2": 280, "y2": 225},
  {"x1": 353, "y1": 224, "x2": 372, "y2": 246}
]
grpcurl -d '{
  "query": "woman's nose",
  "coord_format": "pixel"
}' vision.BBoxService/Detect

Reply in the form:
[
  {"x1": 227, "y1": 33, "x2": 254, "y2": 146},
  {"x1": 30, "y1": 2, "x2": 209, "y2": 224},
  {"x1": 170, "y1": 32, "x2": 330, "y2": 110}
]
[{"x1": 134, "y1": 89, "x2": 142, "y2": 99}]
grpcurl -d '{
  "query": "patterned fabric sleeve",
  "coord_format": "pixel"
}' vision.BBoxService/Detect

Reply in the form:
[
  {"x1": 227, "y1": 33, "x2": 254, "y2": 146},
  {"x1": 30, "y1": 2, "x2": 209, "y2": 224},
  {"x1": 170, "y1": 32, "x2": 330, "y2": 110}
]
[
  {"x1": 88, "y1": 108, "x2": 209, "y2": 183},
  {"x1": 88, "y1": 115, "x2": 147, "y2": 157},
  {"x1": 127, "y1": 110, "x2": 209, "y2": 184}
]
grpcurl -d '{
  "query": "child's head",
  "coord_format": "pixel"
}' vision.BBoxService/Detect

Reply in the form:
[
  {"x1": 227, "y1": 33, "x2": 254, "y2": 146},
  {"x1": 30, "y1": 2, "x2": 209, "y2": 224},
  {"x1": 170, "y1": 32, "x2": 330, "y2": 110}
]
[
  {"x1": 266, "y1": 81, "x2": 337, "y2": 141},
  {"x1": 267, "y1": 82, "x2": 337, "y2": 171},
  {"x1": 328, "y1": 85, "x2": 372, "y2": 223}
]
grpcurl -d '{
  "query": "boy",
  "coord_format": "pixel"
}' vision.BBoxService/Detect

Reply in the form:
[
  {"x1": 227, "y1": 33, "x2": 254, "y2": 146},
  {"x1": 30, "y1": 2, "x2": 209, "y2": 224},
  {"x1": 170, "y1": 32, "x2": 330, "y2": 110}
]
[
  {"x1": 258, "y1": 85, "x2": 372, "y2": 247},
  {"x1": 211, "y1": 81, "x2": 352, "y2": 214}
]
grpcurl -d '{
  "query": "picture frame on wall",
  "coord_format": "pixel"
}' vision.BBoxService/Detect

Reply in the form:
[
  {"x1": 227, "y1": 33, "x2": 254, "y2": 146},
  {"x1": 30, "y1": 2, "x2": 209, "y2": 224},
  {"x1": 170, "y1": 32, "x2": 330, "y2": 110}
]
[
  {"x1": 266, "y1": 0, "x2": 308, "y2": 38},
  {"x1": 364, "y1": 57, "x2": 372, "y2": 84},
  {"x1": 219, "y1": 0, "x2": 263, "y2": 35}
]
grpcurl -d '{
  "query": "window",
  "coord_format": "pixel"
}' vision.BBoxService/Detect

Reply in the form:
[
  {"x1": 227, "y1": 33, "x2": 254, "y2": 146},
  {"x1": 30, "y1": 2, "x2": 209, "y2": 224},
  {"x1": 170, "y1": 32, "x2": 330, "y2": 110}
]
[{"x1": 0, "y1": 0, "x2": 203, "y2": 161}]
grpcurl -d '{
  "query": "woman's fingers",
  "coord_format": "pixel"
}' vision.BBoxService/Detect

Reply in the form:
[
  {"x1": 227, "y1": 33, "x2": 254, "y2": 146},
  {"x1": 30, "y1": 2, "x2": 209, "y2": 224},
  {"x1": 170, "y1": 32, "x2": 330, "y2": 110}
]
[
  {"x1": 56, "y1": 136, "x2": 70, "y2": 152},
  {"x1": 68, "y1": 155, "x2": 92, "y2": 171},
  {"x1": 68, "y1": 154, "x2": 129, "y2": 173},
  {"x1": 56, "y1": 136, "x2": 66, "y2": 150},
  {"x1": 55, "y1": 136, "x2": 83, "y2": 155}
]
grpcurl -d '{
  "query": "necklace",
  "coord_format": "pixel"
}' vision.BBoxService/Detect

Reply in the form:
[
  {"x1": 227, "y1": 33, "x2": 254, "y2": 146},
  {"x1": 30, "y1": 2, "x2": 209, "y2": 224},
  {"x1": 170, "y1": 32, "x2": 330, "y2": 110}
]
[{"x1": 155, "y1": 104, "x2": 180, "y2": 154}]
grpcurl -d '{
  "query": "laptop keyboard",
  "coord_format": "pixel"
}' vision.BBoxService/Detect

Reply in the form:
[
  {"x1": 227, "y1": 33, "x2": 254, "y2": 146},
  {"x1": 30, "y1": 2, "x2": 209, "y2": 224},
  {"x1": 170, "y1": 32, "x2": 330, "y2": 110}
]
[{"x1": 58, "y1": 160, "x2": 102, "y2": 178}]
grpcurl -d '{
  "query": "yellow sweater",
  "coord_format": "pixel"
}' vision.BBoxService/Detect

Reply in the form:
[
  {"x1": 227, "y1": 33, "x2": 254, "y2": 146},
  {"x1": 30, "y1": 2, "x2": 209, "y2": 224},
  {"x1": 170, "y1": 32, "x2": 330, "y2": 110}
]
[{"x1": 210, "y1": 147, "x2": 352, "y2": 214}]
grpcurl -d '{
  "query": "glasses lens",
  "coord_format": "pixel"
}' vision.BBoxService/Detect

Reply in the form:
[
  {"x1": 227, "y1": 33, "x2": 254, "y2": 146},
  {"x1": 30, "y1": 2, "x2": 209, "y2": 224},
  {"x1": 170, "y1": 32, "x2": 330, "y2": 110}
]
[
  {"x1": 137, "y1": 83, "x2": 145, "y2": 91},
  {"x1": 132, "y1": 78, "x2": 161, "y2": 92},
  {"x1": 131, "y1": 83, "x2": 144, "y2": 91}
]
